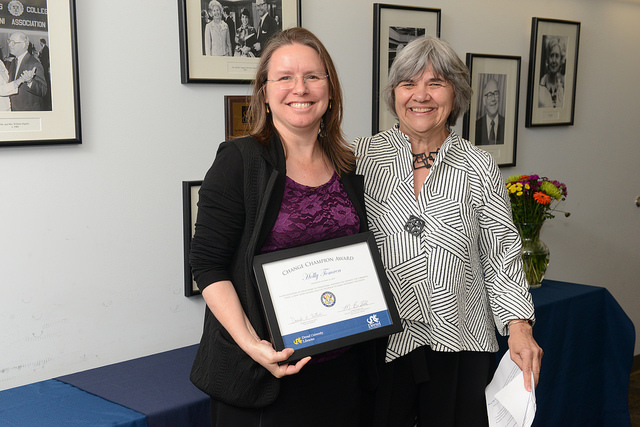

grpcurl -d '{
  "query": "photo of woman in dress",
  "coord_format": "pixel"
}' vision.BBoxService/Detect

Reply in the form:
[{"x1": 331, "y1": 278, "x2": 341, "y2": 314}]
[
  {"x1": 538, "y1": 35, "x2": 566, "y2": 108},
  {"x1": 234, "y1": 8, "x2": 257, "y2": 57},
  {"x1": 203, "y1": 0, "x2": 232, "y2": 56}
]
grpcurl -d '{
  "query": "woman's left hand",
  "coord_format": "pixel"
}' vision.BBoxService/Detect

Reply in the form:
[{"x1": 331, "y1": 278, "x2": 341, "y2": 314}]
[{"x1": 507, "y1": 321, "x2": 543, "y2": 392}]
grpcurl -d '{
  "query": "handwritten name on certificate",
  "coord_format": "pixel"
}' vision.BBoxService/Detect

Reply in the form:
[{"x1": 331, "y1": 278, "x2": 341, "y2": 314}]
[{"x1": 259, "y1": 241, "x2": 392, "y2": 349}]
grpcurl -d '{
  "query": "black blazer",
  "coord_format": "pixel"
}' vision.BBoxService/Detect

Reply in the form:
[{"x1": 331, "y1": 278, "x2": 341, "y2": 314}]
[{"x1": 189, "y1": 134, "x2": 377, "y2": 408}]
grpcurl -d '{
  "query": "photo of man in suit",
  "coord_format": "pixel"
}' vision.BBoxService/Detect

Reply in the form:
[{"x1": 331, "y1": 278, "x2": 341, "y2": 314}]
[
  {"x1": 7, "y1": 31, "x2": 48, "y2": 111},
  {"x1": 475, "y1": 76, "x2": 505, "y2": 145},
  {"x1": 252, "y1": 0, "x2": 279, "y2": 57}
]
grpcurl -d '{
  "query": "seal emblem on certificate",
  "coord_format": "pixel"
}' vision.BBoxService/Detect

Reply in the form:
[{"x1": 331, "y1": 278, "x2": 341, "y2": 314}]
[
  {"x1": 253, "y1": 232, "x2": 401, "y2": 361},
  {"x1": 321, "y1": 291, "x2": 336, "y2": 307}
]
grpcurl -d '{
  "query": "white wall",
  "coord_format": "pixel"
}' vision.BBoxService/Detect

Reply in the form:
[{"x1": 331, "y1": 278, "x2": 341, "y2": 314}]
[{"x1": 1, "y1": 0, "x2": 639, "y2": 391}]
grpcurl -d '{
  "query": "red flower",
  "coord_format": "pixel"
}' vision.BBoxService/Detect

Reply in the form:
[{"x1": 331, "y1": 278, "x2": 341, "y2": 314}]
[{"x1": 533, "y1": 192, "x2": 551, "y2": 205}]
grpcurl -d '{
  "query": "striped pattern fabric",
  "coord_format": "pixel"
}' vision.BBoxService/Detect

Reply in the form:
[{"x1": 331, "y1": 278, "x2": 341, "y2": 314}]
[{"x1": 354, "y1": 126, "x2": 534, "y2": 361}]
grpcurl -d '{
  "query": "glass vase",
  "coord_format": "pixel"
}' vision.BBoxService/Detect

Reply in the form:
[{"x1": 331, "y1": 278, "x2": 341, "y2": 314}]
[{"x1": 515, "y1": 222, "x2": 550, "y2": 289}]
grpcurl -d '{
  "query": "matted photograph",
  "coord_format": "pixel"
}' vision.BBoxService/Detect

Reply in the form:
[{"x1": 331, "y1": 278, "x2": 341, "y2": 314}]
[
  {"x1": 183, "y1": 180, "x2": 202, "y2": 297},
  {"x1": 463, "y1": 54, "x2": 521, "y2": 167},
  {"x1": 253, "y1": 232, "x2": 402, "y2": 362},
  {"x1": 178, "y1": 0, "x2": 301, "y2": 83},
  {"x1": 0, "y1": 0, "x2": 80, "y2": 147},
  {"x1": 372, "y1": 4, "x2": 440, "y2": 133},
  {"x1": 525, "y1": 17, "x2": 580, "y2": 127},
  {"x1": 224, "y1": 95, "x2": 251, "y2": 140}
]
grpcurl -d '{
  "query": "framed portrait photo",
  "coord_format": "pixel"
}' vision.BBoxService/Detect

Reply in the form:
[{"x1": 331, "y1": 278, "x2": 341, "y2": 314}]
[
  {"x1": 525, "y1": 18, "x2": 580, "y2": 127},
  {"x1": 0, "y1": 0, "x2": 81, "y2": 147},
  {"x1": 372, "y1": 4, "x2": 441, "y2": 134},
  {"x1": 183, "y1": 180, "x2": 202, "y2": 297},
  {"x1": 178, "y1": 0, "x2": 301, "y2": 84},
  {"x1": 463, "y1": 54, "x2": 521, "y2": 167},
  {"x1": 224, "y1": 95, "x2": 250, "y2": 140}
]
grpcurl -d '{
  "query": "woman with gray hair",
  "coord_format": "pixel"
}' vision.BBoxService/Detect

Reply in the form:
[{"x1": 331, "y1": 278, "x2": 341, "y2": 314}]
[{"x1": 354, "y1": 36, "x2": 542, "y2": 426}]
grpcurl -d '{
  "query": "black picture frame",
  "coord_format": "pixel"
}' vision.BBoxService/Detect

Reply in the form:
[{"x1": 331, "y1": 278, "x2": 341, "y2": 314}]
[
  {"x1": 463, "y1": 54, "x2": 521, "y2": 167},
  {"x1": 372, "y1": 3, "x2": 441, "y2": 134},
  {"x1": 183, "y1": 180, "x2": 202, "y2": 297},
  {"x1": 178, "y1": 0, "x2": 301, "y2": 84},
  {"x1": 0, "y1": 0, "x2": 81, "y2": 147},
  {"x1": 525, "y1": 17, "x2": 580, "y2": 127},
  {"x1": 253, "y1": 232, "x2": 402, "y2": 362}
]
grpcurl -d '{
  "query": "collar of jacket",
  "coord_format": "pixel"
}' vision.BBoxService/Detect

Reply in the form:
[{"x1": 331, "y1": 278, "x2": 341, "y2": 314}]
[{"x1": 259, "y1": 131, "x2": 287, "y2": 175}]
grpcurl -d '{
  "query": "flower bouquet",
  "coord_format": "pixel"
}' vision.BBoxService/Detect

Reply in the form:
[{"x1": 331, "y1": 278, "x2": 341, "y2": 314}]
[{"x1": 505, "y1": 174, "x2": 568, "y2": 288}]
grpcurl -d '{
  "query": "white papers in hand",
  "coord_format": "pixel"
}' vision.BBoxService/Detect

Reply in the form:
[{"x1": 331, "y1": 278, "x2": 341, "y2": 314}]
[{"x1": 485, "y1": 350, "x2": 536, "y2": 427}]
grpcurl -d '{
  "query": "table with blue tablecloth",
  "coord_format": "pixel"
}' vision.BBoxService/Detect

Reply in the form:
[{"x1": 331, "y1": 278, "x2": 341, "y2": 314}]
[
  {"x1": 497, "y1": 280, "x2": 635, "y2": 426},
  {"x1": 0, "y1": 280, "x2": 634, "y2": 426}
]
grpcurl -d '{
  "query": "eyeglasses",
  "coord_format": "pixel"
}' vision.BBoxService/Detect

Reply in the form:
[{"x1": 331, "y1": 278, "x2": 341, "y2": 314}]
[
  {"x1": 265, "y1": 74, "x2": 329, "y2": 90},
  {"x1": 7, "y1": 40, "x2": 26, "y2": 45},
  {"x1": 483, "y1": 90, "x2": 500, "y2": 100}
]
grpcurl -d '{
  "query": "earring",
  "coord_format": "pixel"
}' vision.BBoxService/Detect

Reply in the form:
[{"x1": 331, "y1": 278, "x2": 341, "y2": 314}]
[
  {"x1": 266, "y1": 104, "x2": 270, "y2": 114},
  {"x1": 329, "y1": 101, "x2": 332, "y2": 111}
]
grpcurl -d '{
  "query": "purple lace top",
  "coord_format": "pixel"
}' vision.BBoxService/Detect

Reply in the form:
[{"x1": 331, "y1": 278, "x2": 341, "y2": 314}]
[
  {"x1": 260, "y1": 172, "x2": 360, "y2": 253},
  {"x1": 260, "y1": 172, "x2": 359, "y2": 363}
]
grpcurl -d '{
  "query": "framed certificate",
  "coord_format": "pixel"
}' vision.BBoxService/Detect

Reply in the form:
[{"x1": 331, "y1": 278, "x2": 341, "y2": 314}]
[{"x1": 253, "y1": 232, "x2": 401, "y2": 361}]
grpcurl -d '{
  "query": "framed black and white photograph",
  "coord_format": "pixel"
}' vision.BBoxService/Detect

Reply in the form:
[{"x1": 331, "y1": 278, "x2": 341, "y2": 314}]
[
  {"x1": 372, "y1": 4, "x2": 440, "y2": 133},
  {"x1": 178, "y1": 0, "x2": 301, "y2": 84},
  {"x1": 253, "y1": 232, "x2": 402, "y2": 361},
  {"x1": 0, "y1": 0, "x2": 80, "y2": 147},
  {"x1": 525, "y1": 18, "x2": 580, "y2": 127},
  {"x1": 224, "y1": 95, "x2": 251, "y2": 140},
  {"x1": 183, "y1": 180, "x2": 202, "y2": 297},
  {"x1": 463, "y1": 54, "x2": 521, "y2": 167}
]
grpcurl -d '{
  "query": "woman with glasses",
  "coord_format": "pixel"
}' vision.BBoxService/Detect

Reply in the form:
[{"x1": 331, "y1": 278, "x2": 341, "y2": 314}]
[
  {"x1": 354, "y1": 36, "x2": 542, "y2": 426},
  {"x1": 190, "y1": 27, "x2": 381, "y2": 427}
]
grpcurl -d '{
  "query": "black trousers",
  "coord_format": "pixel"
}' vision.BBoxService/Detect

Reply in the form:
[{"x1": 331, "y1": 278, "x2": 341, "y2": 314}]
[
  {"x1": 373, "y1": 347, "x2": 496, "y2": 427},
  {"x1": 209, "y1": 347, "x2": 372, "y2": 427}
]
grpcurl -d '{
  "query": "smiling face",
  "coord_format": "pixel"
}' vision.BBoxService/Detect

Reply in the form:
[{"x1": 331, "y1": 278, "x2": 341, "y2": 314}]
[
  {"x1": 547, "y1": 45, "x2": 562, "y2": 74},
  {"x1": 257, "y1": 2, "x2": 268, "y2": 17},
  {"x1": 209, "y1": 4, "x2": 222, "y2": 22},
  {"x1": 482, "y1": 79, "x2": 500, "y2": 118},
  {"x1": 263, "y1": 43, "x2": 330, "y2": 139},
  {"x1": 394, "y1": 65, "x2": 454, "y2": 143}
]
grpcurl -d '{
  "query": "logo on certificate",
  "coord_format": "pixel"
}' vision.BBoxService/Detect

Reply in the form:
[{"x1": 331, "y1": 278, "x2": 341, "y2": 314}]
[
  {"x1": 320, "y1": 291, "x2": 336, "y2": 307},
  {"x1": 367, "y1": 314, "x2": 381, "y2": 329}
]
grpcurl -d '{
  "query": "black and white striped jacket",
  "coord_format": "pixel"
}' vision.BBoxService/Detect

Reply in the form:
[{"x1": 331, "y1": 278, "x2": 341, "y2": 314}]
[{"x1": 354, "y1": 126, "x2": 534, "y2": 361}]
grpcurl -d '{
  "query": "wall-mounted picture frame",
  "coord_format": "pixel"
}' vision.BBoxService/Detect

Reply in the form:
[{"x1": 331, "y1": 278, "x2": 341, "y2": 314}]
[
  {"x1": 0, "y1": 0, "x2": 81, "y2": 147},
  {"x1": 372, "y1": 4, "x2": 440, "y2": 134},
  {"x1": 463, "y1": 54, "x2": 521, "y2": 167},
  {"x1": 178, "y1": 0, "x2": 301, "y2": 84},
  {"x1": 224, "y1": 95, "x2": 251, "y2": 140},
  {"x1": 525, "y1": 17, "x2": 580, "y2": 127},
  {"x1": 183, "y1": 180, "x2": 202, "y2": 297}
]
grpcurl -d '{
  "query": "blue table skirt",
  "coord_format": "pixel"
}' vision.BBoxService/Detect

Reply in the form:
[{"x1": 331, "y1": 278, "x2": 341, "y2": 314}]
[
  {"x1": 1, "y1": 280, "x2": 633, "y2": 427},
  {"x1": 497, "y1": 280, "x2": 635, "y2": 427},
  {"x1": 0, "y1": 379, "x2": 147, "y2": 427},
  {"x1": 57, "y1": 345, "x2": 209, "y2": 427}
]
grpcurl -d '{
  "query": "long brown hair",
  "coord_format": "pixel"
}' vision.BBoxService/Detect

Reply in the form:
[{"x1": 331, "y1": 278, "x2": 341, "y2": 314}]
[{"x1": 248, "y1": 27, "x2": 355, "y2": 174}]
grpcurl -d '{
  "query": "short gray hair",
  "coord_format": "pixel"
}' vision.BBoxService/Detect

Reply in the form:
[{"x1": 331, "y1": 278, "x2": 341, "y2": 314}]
[{"x1": 383, "y1": 36, "x2": 471, "y2": 128}]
